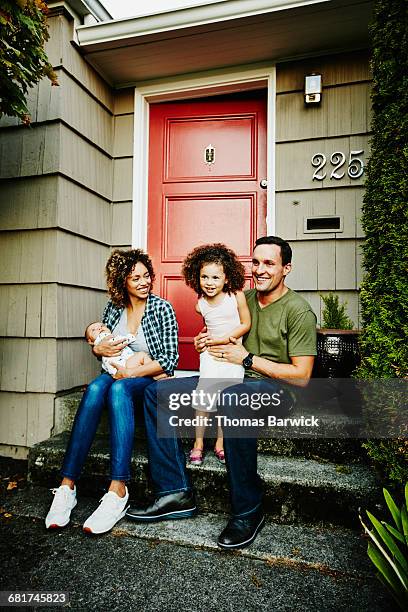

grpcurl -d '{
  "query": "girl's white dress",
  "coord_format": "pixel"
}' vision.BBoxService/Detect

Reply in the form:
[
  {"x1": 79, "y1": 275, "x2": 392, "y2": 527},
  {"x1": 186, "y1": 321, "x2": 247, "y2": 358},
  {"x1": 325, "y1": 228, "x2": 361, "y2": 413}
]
[{"x1": 194, "y1": 293, "x2": 244, "y2": 410}]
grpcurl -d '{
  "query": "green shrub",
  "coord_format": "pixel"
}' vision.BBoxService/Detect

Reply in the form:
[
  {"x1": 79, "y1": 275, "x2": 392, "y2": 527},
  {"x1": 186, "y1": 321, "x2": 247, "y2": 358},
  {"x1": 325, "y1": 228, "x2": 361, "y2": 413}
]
[
  {"x1": 320, "y1": 293, "x2": 354, "y2": 329},
  {"x1": 360, "y1": 483, "x2": 408, "y2": 610},
  {"x1": 357, "y1": 0, "x2": 408, "y2": 484}
]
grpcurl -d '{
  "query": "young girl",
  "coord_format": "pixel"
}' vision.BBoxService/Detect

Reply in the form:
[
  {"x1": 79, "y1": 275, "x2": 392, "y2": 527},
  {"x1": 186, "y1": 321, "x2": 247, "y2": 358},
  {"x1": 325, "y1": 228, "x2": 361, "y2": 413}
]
[{"x1": 182, "y1": 243, "x2": 251, "y2": 465}]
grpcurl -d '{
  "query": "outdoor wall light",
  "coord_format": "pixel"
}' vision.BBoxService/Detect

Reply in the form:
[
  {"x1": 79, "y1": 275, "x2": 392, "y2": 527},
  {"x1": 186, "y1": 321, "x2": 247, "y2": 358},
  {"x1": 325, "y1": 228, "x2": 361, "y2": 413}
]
[{"x1": 304, "y1": 73, "x2": 322, "y2": 104}]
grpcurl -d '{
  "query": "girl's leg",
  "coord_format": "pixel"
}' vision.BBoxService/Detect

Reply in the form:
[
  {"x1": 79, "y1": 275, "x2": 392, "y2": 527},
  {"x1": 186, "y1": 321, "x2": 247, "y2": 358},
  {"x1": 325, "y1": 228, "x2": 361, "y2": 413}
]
[
  {"x1": 107, "y1": 376, "x2": 155, "y2": 493},
  {"x1": 61, "y1": 373, "x2": 114, "y2": 481},
  {"x1": 193, "y1": 410, "x2": 207, "y2": 450},
  {"x1": 215, "y1": 426, "x2": 224, "y2": 452}
]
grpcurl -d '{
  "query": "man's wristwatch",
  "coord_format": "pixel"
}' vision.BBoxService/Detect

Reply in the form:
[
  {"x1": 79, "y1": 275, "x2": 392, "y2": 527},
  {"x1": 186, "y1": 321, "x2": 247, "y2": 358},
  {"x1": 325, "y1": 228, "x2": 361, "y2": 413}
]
[{"x1": 242, "y1": 352, "x2": 254, "y2": 369}]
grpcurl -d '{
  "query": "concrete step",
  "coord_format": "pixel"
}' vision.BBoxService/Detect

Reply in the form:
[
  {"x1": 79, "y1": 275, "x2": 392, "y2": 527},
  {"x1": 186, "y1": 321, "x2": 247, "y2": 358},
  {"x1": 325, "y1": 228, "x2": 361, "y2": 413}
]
[
  {"x1": 28, "y1": 433, "x2": 380, "y2": 528},
  {"x1": 54, "y1": 391, "x2": 366, "y2": 463},
  {"x1": 0, "y1": 485, "x2": 394, "y2": 611}
]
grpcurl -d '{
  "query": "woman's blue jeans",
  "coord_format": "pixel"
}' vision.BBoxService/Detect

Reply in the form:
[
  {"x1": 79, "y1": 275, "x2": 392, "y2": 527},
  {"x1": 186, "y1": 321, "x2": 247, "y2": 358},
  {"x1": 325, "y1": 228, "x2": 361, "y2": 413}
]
[{"x1": 61, "y1": 373, "x2": 154, "y2": 482}]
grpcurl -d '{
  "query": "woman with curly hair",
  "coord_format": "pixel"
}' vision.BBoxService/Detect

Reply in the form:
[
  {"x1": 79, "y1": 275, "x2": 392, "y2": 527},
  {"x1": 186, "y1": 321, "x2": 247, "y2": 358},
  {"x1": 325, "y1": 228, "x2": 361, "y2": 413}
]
[
  {"x1": 45, "y1": 249, "x2": 178, "y2": 535},
  {"x1": 182, "y1": 243, "x2": 251, "y2": 465}
]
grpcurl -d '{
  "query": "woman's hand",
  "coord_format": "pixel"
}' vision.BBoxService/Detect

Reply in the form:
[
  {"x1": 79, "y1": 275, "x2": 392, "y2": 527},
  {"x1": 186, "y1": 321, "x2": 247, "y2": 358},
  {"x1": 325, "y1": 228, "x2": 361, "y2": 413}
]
[
  {"x1": 92, "y1": 336, "x2": 127, "y2": 358},
  {"x1": 193, "y1": 327, "x2": 211, "y2": 353},
  {"x1": 112, "y1": 364, "x2": 143, "y2": 379}
]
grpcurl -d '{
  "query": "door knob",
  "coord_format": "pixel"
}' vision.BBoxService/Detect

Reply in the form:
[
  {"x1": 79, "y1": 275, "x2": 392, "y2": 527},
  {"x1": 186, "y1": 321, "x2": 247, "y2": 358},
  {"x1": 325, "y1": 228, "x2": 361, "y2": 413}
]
[{"x1": 260, "y1": 179, "x2": 268, "y2": 189}]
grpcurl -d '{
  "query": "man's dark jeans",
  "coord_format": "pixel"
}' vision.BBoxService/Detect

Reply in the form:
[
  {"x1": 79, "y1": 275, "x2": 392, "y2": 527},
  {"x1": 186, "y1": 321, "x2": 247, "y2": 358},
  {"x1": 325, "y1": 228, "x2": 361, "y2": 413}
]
[{"x1": 143, "y1": 376, "x2": 292, "y2": 516}]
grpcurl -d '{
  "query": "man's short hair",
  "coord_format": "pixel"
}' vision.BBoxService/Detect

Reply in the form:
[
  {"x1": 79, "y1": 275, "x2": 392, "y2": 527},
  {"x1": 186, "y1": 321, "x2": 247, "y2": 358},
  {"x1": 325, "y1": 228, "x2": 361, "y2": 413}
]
[{"x1": 254, "y1": 236, "x2": 292, "y2": 266}]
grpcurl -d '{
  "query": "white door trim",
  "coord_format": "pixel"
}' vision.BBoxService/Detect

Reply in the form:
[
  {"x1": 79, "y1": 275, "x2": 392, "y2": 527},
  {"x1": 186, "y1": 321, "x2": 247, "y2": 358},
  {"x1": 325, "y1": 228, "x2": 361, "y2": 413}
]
[{"x1": 132, "y1": 63, "x2": 276, "y2": 249}]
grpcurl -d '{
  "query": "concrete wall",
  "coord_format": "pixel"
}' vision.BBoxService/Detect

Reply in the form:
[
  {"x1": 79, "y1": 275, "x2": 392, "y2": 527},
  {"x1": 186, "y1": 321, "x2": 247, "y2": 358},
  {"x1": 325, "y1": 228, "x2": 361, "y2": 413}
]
[{"x1": 275, "y1": 51, "x2": 371, "y2": 327}]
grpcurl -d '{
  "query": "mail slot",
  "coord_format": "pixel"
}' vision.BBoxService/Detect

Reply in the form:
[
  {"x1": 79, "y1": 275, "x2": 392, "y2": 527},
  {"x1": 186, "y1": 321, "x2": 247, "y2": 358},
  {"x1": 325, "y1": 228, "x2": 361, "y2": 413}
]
[{"x1": 304, "y1": 216, "x2": 343, "y2": 233}]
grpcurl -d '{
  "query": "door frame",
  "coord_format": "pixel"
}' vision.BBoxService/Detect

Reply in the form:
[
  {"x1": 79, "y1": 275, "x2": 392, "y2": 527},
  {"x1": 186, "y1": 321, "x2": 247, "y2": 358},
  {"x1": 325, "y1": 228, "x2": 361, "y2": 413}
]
[{"x1": 132, "y1": 63, "x2": 276, "y2": 248}]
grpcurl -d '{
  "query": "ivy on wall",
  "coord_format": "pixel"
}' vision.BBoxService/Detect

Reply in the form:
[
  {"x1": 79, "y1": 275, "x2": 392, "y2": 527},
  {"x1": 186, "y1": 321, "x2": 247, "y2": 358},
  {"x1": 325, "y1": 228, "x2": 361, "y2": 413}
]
[
  {"x1": 0, "y1": 0, "x2": 57, "y2": 124},
  {"x1": 357, "y1": 0, "x2": 408, "y2": 483}
]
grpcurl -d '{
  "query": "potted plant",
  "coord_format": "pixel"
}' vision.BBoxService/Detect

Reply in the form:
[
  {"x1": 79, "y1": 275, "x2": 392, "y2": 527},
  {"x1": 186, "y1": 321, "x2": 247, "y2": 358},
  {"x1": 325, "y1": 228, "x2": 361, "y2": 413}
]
[{"x1": 313, "y1": 293, "x2": 360, "y2": 378}]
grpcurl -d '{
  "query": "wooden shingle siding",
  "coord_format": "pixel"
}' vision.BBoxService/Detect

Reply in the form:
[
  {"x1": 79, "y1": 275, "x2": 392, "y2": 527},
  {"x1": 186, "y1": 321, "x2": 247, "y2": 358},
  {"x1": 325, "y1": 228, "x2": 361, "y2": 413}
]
[
  {"x1": 57, "y1": 177, "x2": 112, "y2": 244},
  {"x1": 56, "y1": 339, "x2": 101, "y2": 391},
  {"x1": 0, "y1": 392, "x2": 54, "y2": 448},
  {"x1": 0, "y1": 283, "x2": 107, "y2": 340},
  {"x1": 276, "y1": 82, "x2": 372, "y2": 142},
  {"x1": 276, "y1": 187, "x2": 364, "y2": 240},
  {"x1": 0, "y1": 10, "x2": 116, "y2": 456},
  {"x1": 0, "y1": 338, "x2": 56, "y2": 393},
  {"x1": 46, "y1": 15, "x2": 114, "y2": 113},
  {"x1": 111, "y1": 95, "x2": 134, "y2": 248},
  {"x1": 0, "y1": 124, "x2": 59, "y2": 178},
  {"x1": 0, "y1": 230, "x2": 107, "y2": 288},
  {"x1": 0, "y1": 176, "x2": 58, "y2": 230},
  {"x1": 112, "y1": 202, "x2": 132, "y2": 246},
  {"x1": 56, "y1": 286, "x2": 107, "y2": 338},
  {"x1": 56, "y1": 231, "x2": 109, "y2": 289},
  {"x1": 60, "y1": 125, "x2": 112, "y2": 199},
  {"x1": 114, "y1": 89, "x2": 134, "y2": 116},
  {"x1": 276, "y1": 51, "x2": 371, "y2": 93},
  {"x1": 113, "y1": 158, "x2": 133, "y2": 202},
  {"x1": 0, "y1": 338, "x2": 100, "y2": 393},
  {"x1": 276, "y1": 135, "x2": 370, "y2": 191},
  {"x1": 0, "y1": 127, "x2": 113, "y2": 199},
  {"x1": 0, "y1": 230, "x2": 57, "y2": 283},
  {"x1": 0, "y1": 284, "x2": 56, "y2": 338},
  {"x1": 58, "y1": 70, "x2": 113, "y2": 154},
  {"x1": 113, "y1": 115, "x2": 134, "y2": 157},
  {"x1": 276, "y1": 50, "x2": 371, "y2": 330}
]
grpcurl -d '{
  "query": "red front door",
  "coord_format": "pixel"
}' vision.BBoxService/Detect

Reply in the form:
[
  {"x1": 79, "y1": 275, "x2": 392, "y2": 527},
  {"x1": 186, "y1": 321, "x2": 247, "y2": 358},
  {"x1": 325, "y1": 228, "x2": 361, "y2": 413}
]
[{"x1": 147, "y1": 92, "x2": 267, "y2": 370}]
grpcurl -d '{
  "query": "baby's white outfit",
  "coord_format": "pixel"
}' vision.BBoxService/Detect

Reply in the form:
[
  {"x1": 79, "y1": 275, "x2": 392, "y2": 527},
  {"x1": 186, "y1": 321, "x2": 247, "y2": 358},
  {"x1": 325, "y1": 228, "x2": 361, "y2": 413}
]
[
  {"x1": 194, "y1": 293, "x2": 244, "y2": 411},
  {"x1": 94, "y1": 330, "x2": 137, "y2": 376}
]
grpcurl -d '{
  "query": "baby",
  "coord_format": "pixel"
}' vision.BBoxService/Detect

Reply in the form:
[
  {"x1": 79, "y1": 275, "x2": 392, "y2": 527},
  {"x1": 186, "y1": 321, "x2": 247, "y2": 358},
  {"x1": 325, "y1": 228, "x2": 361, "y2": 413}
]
[{"x1": 85, "y1": 322, "x2": 166, "y2": 379}]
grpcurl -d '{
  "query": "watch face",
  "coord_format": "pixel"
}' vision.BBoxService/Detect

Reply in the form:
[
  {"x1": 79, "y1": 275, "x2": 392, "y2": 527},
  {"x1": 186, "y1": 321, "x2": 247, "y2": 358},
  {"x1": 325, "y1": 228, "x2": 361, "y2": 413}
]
[{"x1": 243, "y1": 353, "x2": 253, "y2": 368}]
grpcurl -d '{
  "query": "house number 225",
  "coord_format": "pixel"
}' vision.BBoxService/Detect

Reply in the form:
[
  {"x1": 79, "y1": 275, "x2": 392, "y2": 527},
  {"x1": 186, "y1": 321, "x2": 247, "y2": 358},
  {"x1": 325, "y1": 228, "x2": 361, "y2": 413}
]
[{"x1": 311, "y1": 150, "x2": 364, "y2": 180}]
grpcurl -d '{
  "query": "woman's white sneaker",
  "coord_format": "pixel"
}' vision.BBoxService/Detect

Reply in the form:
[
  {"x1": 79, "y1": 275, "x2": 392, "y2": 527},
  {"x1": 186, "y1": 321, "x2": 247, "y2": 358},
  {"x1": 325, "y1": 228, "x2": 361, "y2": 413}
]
[
  {"x1": 45, "y1": 485, "x2": 77, "y2": 529},
  {"x1": 83, "y1": 488, "x2": 129, "y2": 535}
]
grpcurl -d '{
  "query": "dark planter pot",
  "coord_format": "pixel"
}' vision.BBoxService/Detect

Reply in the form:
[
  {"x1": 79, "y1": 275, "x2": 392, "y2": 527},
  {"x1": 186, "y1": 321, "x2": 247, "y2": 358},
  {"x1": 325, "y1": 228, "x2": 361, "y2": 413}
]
[{"x1": 313, "y1": 329, "x2": 361, "y2": 378}]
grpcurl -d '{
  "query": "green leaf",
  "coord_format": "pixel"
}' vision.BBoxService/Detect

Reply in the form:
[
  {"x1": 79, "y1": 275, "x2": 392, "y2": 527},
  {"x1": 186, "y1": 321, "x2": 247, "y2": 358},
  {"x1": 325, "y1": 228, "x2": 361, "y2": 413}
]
[
  {"x1": 367, "y1": 542, "x2": 406, "y2": 599},
  {"x1": 401, "y1": 505, "x2": 408, "y2": 546},
  {"x1": 382, "y1": 521, "x2": 406, "y2": 544},
  {"x1": 384, "y1": 488, "x2": 402, "y2": 531},
  {"x1": 367, "y1": 510, "x2": 408, "y2": 576},
  {"x1": 360, "y1": 515, "x2": 408, "y2": 590},
  {"x1": 405, "y1": 483, "x2": 408, "y2": 511}
]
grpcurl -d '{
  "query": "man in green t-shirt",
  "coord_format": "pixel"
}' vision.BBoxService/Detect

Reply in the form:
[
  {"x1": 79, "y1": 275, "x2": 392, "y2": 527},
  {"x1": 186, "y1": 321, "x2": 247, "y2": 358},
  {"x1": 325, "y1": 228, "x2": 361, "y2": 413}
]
[
  {"x1": 127, "y1": 236, "x2": 316, "y2": 552},
  {"x1": 204, "y1": 236, "x2": 317, "y2": 549}
]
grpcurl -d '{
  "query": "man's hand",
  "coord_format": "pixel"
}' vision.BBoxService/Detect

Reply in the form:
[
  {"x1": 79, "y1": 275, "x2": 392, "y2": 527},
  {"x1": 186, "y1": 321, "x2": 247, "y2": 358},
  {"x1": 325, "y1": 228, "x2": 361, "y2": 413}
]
[
  {"x1": 193, "y1": 327, "x2": 210, "y2": 353},
  {"x1": 92, "y1": 336, "x2": 127, "y2": 358},
  {"x1": 207, "y1": 337, "x2": 248, "y2": 365}
]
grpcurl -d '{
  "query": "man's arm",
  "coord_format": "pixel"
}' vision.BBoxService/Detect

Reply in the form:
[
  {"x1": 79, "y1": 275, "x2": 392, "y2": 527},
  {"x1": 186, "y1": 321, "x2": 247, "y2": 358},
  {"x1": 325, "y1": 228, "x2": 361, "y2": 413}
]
[
  {"x1": 250, "y1": 354, "x2": 314, "y2": 387},
  {"x1": 207, "y1": 339, "x2": 314, "y2": 387}
]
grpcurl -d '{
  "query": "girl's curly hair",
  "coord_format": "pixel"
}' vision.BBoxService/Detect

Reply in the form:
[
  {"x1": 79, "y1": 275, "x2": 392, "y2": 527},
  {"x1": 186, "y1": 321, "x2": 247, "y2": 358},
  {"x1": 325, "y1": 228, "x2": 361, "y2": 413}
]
[
  {"x1": 105, "y1": 249, "x2": 155, "y2": 307},
  {"x1": 182, "y1": 243, "x2": 245, "y2": 296}
]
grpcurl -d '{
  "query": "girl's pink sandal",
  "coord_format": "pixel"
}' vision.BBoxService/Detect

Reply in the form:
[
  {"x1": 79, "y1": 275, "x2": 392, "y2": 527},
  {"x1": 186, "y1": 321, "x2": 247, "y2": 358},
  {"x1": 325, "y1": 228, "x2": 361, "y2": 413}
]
[
  {"x1": 189, "y1": 448, "x2": 204, "y2": 465},
  {"x1": 214, "y1": 448, "x2": 225, "y2": 464}
]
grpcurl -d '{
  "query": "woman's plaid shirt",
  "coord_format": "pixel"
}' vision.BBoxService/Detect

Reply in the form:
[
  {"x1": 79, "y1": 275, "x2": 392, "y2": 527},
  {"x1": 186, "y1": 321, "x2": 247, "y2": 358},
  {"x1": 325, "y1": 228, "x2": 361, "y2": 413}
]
[{"x1": 102, "y1": 294, "x2": 179, "y2": 376}]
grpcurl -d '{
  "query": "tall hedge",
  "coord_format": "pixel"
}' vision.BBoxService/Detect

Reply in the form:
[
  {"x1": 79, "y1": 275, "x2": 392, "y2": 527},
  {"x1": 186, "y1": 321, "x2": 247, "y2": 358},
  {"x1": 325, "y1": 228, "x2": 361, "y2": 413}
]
[{"x1": 357, "y1": 0, "x2": 408, "y2": 483}]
